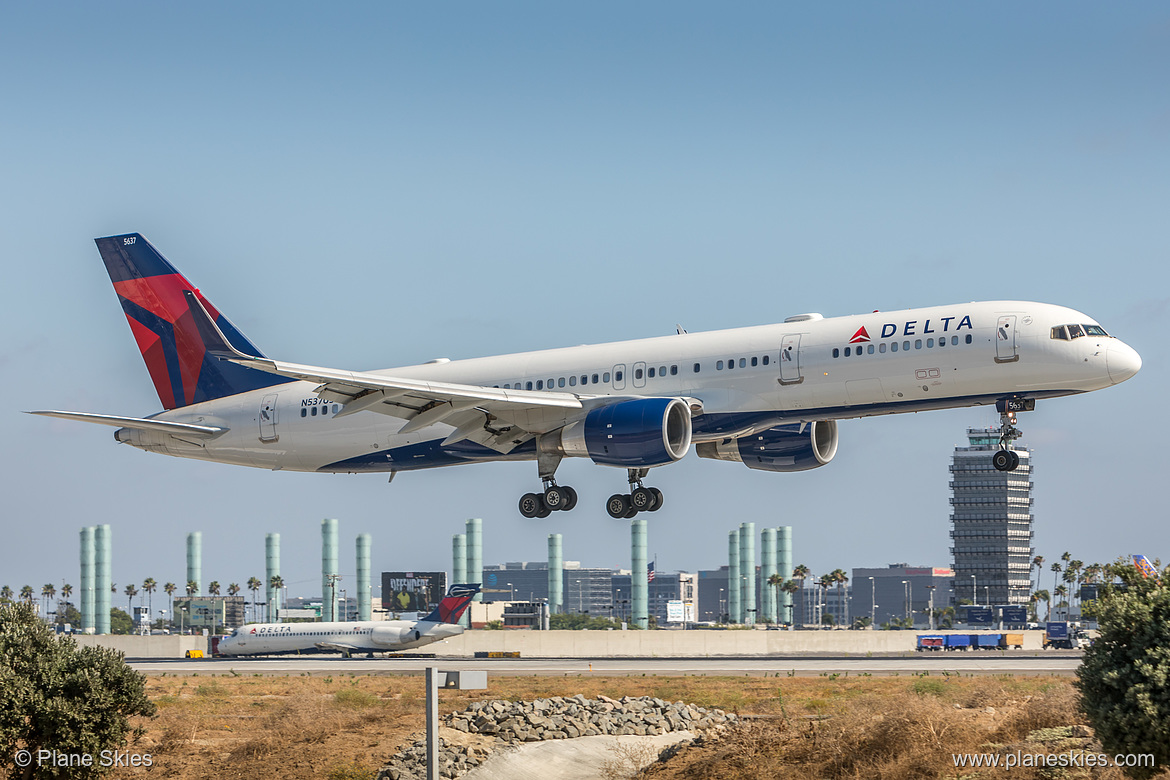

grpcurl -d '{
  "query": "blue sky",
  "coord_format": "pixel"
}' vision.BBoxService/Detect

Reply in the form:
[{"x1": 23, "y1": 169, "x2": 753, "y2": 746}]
[{"x1": 2, "y1": 4, "x2": 1166, "y2": 607}]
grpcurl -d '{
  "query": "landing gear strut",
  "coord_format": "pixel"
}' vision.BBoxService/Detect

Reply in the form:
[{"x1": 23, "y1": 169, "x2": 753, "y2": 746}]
[
  {"x1": 606, "y1": 468, "x2": 665, "y2": 518},
  {"x1": 518, "y1": 445, "x2": 578, "y2": 518},
  {"x1": 992, "y1": 398, "x2": 1033, "y2": 472}
]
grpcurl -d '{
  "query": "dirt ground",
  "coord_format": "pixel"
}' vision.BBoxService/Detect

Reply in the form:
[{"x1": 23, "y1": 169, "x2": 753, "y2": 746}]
[{"x1": 105, "y1": 672, "x2": 1159, "y2": 780}]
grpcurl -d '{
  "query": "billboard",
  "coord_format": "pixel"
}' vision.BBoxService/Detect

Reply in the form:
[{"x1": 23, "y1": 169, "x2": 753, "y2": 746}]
[
  {"x1": 666, "y1": 600, "x2": 685, "y2": 623},
  {"x1": 999, "y1": 606, "x2": 1027, "y2": 624},
  {"x1": 965, "y1": 606, "x2": 994, "y2": 625},
  {"x1": 381, "y1": 572, "x2": 448, "y2": 614}
]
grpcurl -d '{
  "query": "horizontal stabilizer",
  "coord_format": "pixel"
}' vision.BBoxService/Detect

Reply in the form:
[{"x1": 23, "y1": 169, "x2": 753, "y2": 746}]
[{"x1": 27, "y1": 410, "x2": 226, "y2": 438}]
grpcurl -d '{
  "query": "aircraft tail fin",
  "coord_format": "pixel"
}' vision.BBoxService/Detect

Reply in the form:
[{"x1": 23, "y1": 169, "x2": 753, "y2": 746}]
[
  {"x1": 94, "y1": 233, "x2": 291, "y2": 409},
  {"x1": 421, "y1": 584, "x2": 480, "y2": 624}
]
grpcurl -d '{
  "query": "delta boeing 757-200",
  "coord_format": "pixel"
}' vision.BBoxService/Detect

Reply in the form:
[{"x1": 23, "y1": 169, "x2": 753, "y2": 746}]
[{"x1": 32, "y1": 233, "x2": 1141, "y2": 518}]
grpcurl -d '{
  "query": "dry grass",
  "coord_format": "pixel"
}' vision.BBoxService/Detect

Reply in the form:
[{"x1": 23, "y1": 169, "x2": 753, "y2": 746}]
[{"x1": 108, "y1": 672, "x2": 1169, "y2": 780}]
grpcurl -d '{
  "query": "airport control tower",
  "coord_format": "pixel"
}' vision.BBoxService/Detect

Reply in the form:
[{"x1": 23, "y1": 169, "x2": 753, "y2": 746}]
[{"x1": 949, "y1": 428, "x2": 1034, "y2": 607}]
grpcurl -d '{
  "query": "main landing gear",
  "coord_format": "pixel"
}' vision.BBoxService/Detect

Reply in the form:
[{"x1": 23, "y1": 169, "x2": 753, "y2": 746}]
[
  {"x1": 605, "y1": 468, "x2": 664, "y2": 519},
  {"x1": 992, "y1": 398, "x2": 1034, "y2": 472},
  {"x1": 518, "y1": 479, "x2": 579, "y2": 518}
]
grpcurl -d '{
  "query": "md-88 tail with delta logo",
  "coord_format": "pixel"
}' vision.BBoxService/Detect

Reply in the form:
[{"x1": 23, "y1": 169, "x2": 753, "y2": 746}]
[{"x1": 32, "y1": 233, "x2": 1141, "y2": 518}]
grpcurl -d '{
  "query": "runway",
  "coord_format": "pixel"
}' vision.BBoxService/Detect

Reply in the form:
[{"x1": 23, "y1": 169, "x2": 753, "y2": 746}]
[{"x1": 129, "y1": 653, "x2": 1083, "y2": 676}]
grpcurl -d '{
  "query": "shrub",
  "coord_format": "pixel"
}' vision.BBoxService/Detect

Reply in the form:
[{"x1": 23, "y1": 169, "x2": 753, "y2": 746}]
[
  {"x1": 0, "y1": 602, "x2": 156, "y2": 777},
  {"x1": 1075, "y1": 563, "x2": 1170, "y2": 778}
]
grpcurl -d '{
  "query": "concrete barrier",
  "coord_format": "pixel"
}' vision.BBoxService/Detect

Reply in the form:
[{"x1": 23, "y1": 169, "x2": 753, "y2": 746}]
[
  {"x1": 71, "y1": 634, "x2": 206, "y2": 658},
  {"x1": 431, "y1": 629, "x2": 1046, "y2": 657}
]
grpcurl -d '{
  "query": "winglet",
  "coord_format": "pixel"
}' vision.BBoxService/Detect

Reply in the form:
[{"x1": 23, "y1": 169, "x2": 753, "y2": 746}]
[{"x1": 183, "y1": 290, "x2": 273, "y2": 369}]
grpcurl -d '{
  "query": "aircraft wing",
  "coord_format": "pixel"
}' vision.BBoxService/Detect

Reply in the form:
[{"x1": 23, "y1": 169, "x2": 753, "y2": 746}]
[
  {"x1": 183, "y1": 290, "x2": 594, "y2": 452},
  {"x1": 315, "y1": 641, "x2": 366, "y2": 653}
]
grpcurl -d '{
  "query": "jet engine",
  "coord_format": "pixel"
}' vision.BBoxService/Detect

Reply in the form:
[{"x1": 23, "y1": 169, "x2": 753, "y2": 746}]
[
  {"x1": 549, "y1": 397, "x2": 692, "y2": 468},
  {"x1": 695, "y1": 421, "x2": 838, "y2": 472},
  {"x1": 370, "y1": 625, "x2": 421, "y2": 647}
]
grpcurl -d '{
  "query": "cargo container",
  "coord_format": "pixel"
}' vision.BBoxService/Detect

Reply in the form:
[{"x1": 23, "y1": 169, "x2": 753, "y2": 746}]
[
  {"x1": 944, "y1": 634, "x2": 971, "y2": 650},
  {"x1": 1001, "y1": 633, "x2": 1024, "y2": 649},
  {"x1": 972, "y1": 633, "x2": 1001, "y2": 648},
  {"x1": 916, "y1": 635, "x2": 945, "y2": 651}
]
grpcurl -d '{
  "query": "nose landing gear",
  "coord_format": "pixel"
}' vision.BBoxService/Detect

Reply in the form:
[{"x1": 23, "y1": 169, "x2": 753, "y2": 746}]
[{"x1": 992, "y1": 398, "x2": 1033, "y2": 472}]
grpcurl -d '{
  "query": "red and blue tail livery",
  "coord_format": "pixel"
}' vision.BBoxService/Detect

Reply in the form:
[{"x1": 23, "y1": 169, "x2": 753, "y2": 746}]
[
  {"x1": 422, "y1": 583, "x2": 481, "y2": 624},
  {"x1": 95, "y1": 233, "x2": 290, "y2": 410}
]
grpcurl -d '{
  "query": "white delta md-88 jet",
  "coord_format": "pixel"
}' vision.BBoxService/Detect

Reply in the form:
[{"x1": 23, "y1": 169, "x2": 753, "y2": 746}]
[
  {"x1": 217, "y1": 584, "x2": 480, "y2": 657},
  {"x1": 33, "y1": 234, "x2": 1141, "y2": 518}
]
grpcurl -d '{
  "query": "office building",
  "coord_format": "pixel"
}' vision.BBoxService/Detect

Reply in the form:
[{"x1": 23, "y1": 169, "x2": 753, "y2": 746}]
[
  {"x1": 851, "y1": 565, "x2": 954, "y2": 628},
  {"x1": 950, "y1": 428, "x2": 1035, "y2": 606}
]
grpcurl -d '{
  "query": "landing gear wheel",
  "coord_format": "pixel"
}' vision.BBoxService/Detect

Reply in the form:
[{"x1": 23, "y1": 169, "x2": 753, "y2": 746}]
[
  {"x1": 562, "y1": 486, "x2": 578, "y2": 511},
  {"x1": 631, "y1": 486, "x2": 657, "y2": 511},
  {"x1": 649, "y1": 487, "x2": 664, "y2": 512},
  {"x1": 519, "y1": 492, "x2": 545, "y2": 518},
  {"x1": 544, "y1": 485, "x2": 567, "y2": 511},
  {"x1": 606, "y1": 493, "x2": 631, "y2": 518},
  {"x1": 992, "y1": 450, "x2": 1019, "y2": 472},
  {"x1": 623, "y1": 504, "x2": 639, "y2": 519},
  {"x1": 535, "y1": 503, "x2": 552, "y2": 519}
]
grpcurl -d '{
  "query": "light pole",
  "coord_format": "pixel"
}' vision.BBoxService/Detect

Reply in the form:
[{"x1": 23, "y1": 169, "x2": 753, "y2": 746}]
[
  {"x1": 576, "y1": 580, "x2": 582, "y2": 614},
  {"x1": 925, "y1": 585, "x2": 936, "y2": 630},
  {"x1": 718, "y1": 588, "x2": 725, "y2": 624},
  {"x1": 971, "y1": 575, "x2": 977, "y2": 606},
  {"x1": 340, "y1": 589, "x2": 347, "y2": 621},
  {"x1": 907, "y1": 581, "x2": 913, "y2": 627},
  {"x1": 869, "y1": 577, "x2": 875, "y2": 628},
  {"x1": 901, "y1": 580, "x2": 909, "y2": 625},
  {"x1": 984, "y1": 586, "x2": 990, "y2": 609},
  {"x1": 506, "y1": 582, "x2": 514, "y2": 601}
]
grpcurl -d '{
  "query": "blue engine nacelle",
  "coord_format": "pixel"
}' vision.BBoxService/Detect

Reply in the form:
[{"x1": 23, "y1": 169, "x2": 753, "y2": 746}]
[
  {"x1": 695, "y1": 421, "x2": 838, "y2": 472},
  {"x1": 556, "y1": 397, "x2": 692, "y2": 468}
]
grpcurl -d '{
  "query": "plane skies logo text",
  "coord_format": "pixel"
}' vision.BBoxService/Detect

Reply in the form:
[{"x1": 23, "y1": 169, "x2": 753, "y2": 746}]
[{"x1": 850, "y1": 316, "x2": 973, "y2": 344}]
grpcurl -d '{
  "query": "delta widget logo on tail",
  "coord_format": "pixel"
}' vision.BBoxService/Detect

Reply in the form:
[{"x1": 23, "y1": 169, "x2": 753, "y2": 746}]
[{"x1": 849, "y1": 326, "x2": 870, "y2": 344}]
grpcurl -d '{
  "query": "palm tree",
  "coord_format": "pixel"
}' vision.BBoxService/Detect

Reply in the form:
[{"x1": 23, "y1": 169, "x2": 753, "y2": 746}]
[
  {"x1": 766, "y1": 573, "x2": 783, "y2": 624},
  {"x1": 831, "y1": 569, "x2": 849, "y2": 626},
  {"x1": 142, "y1": 578, "x2": 157, "y2": 626},
  {"x1": 792, "y1": 564, "x2": 810, "y2": 627},
  {"x1": 1054, "y1": 584, "x2": 1068, "y2": 618},
  {"x1": 0, "y1": 586, "x2": 12, "y2": 602},
  {"x1": 269, "y1": 575, "x2": 285, "y2": 620},
  {"x1": 208, "y1": 581, "x2": 221, "y2": 597},
  {"x1": 186, "y1": 580, "x2": 198, "y2": 596},
  {"x1": 124, "y1": 584, "x2": 139, "y2": 621},
  {"x1": 1031, "y1": 555, "x2": 1045, "y2": 593},
  {"x1": 817, "y1": 574, "x2": 833, "y2": 626},
  {"x1": 1034, "y1": 589, "x2": 1050, "y2": 621},
  {"x1": 781, "y1": 579, "x2": 800, "y2": 626},
  {"x1": 61, "y1": 583, "x2": 73, "y2": 603},
  {"x1": 247, "y1": 577, "x2": 262, "y2": 622},
  {"x1": 20, "y1": 585, "x2": 35, "y2": 605},
  {"x1": 42, "y1": 583, "x2": 57, "y2": 617},
  {"x1": 1051, "y1": 562, "x2": 1062, "y2": 601},
  {"x1": 164, "y1": 582, "x2": 177, "y2": 627}
]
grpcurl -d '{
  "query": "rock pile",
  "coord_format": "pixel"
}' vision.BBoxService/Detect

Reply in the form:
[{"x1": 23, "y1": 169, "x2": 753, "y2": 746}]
[{"x1": 377, "y1": 694, "x2": 737, "y2": 780}]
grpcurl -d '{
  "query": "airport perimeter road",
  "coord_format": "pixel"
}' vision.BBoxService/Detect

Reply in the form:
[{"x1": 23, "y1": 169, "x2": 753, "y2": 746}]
[{"x1": 129, "y1": 654, "x2": 1083, "y2": 676}]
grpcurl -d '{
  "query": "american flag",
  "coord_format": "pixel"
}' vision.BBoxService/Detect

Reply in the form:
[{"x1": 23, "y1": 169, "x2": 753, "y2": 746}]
[
  {"x1": 647, "y1": 561, "x2": 655, "y2": 583},
  {"x1": 1134, "y1": 555, "x2": 1159, "y2": 579}
]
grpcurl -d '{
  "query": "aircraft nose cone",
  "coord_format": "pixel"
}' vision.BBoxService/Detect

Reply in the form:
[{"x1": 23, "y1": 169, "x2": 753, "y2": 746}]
[{"x1": 1107, "y1": 342, "x2": 1142, "y2": 384}]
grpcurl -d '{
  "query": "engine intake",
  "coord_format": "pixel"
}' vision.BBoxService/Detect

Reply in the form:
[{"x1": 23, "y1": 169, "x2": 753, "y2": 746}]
[
  {"x1": 555, "y1": 398, "x2": 692, "y2": 468},
  {"x1": 696, "y1": 420, "x2": 838, "y2": 472}
]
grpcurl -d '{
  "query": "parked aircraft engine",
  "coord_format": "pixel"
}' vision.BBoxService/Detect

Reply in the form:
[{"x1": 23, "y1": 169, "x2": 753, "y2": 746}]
[
  {"x1": 695, "y1": 421, "x2": 838, "y2": 472},
  {"x1": 551, "y1": 397, "x2": 692, "y2": 468},
  {"x1": 370, "y1": 625, "x2": 421, "y2": 647}
]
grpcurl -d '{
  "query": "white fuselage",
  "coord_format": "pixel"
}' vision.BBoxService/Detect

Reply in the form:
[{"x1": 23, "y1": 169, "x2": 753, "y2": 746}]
[
  {"x1": 217, "y1": 618, "x2": 463, "y2": 656},
  {"x1": 119, "y1": 301, "x2": 1140, "y2": 474}
]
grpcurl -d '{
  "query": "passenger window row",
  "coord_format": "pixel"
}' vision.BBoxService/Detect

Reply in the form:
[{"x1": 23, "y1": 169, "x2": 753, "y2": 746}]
[
  {"x1": 495, "y1": 353, "x2": 779, "y2": 390},
  {"x1": 300, "y1": 404, "x2": 340, "y2": 418},
  {"x1": 832, "y1": 334, "x2": 973, "y2": 359},
  {"x1": 713, "y1": 355, "x2": 770, "y2": 371}
]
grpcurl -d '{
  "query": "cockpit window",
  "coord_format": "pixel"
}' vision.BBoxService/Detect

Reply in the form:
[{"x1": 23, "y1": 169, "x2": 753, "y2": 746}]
[
  {"x1": 1051, "y1": 323, "x2": 1110, "y2": 340},
  {"x1": 230, "y1": 628, "x2": 239, "y2": 638}
]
